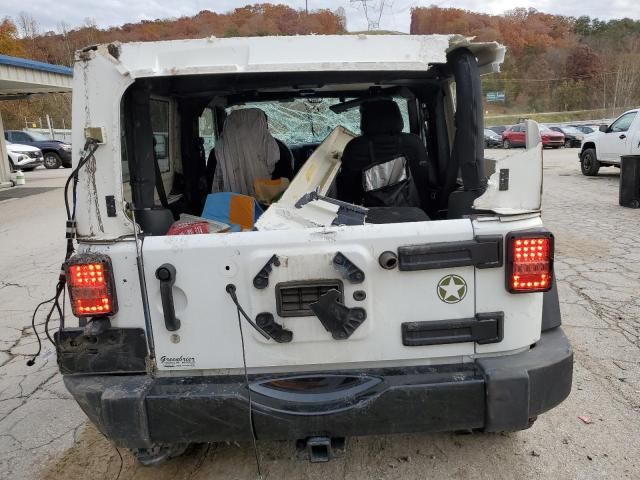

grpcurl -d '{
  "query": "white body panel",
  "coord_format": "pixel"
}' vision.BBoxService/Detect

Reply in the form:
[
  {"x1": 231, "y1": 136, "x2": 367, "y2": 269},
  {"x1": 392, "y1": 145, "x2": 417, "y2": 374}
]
[
  {"x1": 141, "y1": 220, "x2": 477, "y2": 371},
  {"x1": 474, "y1": 121, "x2": 543, "y2": 213},
  {"x1": 85, "y1": 213, "x2": 545, "y2": 372},
  {"x1": 114, "y1": 35, "x2": 505, "y2": 79}
]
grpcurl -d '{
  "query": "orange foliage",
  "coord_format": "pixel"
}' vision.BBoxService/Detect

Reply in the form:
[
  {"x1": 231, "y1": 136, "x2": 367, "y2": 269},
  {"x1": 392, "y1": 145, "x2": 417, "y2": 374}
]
[
  {"x1": 0, "y1": 18, "x2": 23, "y2": 56},
  {"x1": 411, "y1": 6, "x2": 574, "y2": 57},
  {"x1": 18, "y1": 4, "x2": 345, "y2": 66}
]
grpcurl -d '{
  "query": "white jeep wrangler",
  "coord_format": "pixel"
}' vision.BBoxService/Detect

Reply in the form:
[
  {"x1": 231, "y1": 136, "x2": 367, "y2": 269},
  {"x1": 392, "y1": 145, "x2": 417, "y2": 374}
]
[{"x1": 56, "y1": 35, "x2": 572, "y2": 465}]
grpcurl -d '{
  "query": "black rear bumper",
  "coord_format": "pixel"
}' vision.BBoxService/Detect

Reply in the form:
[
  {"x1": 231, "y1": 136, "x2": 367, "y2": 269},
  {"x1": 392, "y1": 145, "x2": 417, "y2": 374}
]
[{"x1": 64, "y1": 327, "x2": 572, "y2": 449}]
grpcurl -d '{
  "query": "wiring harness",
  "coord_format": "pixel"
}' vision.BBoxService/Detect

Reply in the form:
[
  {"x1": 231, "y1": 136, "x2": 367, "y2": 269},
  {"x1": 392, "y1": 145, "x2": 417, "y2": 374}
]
[{"x1": 27, "y1": 139, "x2": 100, "y2": 367}]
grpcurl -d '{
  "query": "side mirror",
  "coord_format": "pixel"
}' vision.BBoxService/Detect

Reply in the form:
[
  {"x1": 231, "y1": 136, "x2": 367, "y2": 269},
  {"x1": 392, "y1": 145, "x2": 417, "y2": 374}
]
[{"x1": 599, "y1": 124, "x2": 609, "y2": 133}]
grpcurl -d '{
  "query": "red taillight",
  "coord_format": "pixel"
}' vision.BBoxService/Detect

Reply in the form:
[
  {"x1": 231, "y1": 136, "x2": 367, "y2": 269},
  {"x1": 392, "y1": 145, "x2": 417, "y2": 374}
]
[
  {"x1": 506, "y1": 231, "x2": 554, "y2": 293},
  {"x1": 66, "y1": 254, "x2": 118, "y2": 317}
]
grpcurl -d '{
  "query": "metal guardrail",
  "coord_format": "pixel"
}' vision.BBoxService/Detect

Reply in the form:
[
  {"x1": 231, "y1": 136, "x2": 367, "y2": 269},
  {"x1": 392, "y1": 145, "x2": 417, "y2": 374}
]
[{"x1": 24, "y1": 128, "x2": 72, "y2": 143}]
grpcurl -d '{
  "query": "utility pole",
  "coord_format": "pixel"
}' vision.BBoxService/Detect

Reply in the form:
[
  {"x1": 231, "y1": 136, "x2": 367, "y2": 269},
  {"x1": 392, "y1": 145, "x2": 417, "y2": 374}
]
[
  {"x1": 46, "y1": 114, "x2": 55, "y2": 140},
  {"x1": 351, "y1": 0, "x2": 388, "y2": 31},
  {"x1": 305, "y1": 0, "x2": 308, "y2": 15}
]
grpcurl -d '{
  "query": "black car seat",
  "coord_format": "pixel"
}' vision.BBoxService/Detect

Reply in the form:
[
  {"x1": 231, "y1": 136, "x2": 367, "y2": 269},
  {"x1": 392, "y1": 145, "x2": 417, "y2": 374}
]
[
  {"x1": 336, "y1": 99, "x2": 429, "y2": 210},
  {"x1": 272, "y1": 138, "x2": 295, "y2": 180}
]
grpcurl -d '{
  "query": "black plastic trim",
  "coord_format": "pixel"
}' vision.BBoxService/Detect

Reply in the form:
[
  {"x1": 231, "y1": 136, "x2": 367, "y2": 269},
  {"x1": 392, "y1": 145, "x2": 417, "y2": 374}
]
[
  {"x1": 310, "y1": 290, "x2": 366, "y2": 340},
  {"x1": 477, "y1": 327, "x2": 573, "y2": 431},
  {"x1": 333, "y1": 252, "x2": 365, "y2": 283},
  {"x1": 542, "y1": 274, "x2": 562, "y2": 331},
  {"x1": 397, "y1": 235, "x2": 503, "y2": 271},
  {"x1": 401, "y1": 312, "x2": 503, "y2": 346},
  {"x1": 499, "y1": 169, "x2": 509, "y2": 191},
  {"x1": 55, "y1": 327, "x2": 148, "y2": 375},
  {"x1": 255, "y1": 312, "x2": 293, "y2": 343},
  {"x1": 275, "y1": 280, "x2": 344, "y2": 317},
  {"x1": 155, "y1": 264, "x2": 181, "y2": 331},
  {"x1": 253, "y1": 255, "x2": 280, "y2": 289},
  {"x1": 62, "y1": 328, "x2": 572, "y2": 447},
  {"x1": 105, "y1": 195, "x2": 117, "y2": 217}
]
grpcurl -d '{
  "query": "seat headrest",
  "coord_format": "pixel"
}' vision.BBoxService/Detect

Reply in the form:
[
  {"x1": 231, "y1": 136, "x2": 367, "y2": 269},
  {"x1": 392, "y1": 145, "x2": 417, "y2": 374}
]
[{"x1": 360, "y1": 99, "x2": 404, "y2": 136}]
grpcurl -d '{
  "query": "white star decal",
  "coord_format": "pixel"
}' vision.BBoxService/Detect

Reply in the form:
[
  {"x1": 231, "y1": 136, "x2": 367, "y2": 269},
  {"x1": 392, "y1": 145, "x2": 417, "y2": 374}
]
[{"x1": 441, "y1": 276, "x2": 461, "y2": 299}]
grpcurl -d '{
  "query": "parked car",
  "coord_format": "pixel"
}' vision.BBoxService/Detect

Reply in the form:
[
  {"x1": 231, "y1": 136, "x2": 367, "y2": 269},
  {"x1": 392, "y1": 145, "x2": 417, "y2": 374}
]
[
  {"x1": 5, "y1": 141, "x2": 43, "y2": 171},
  {"x1": 3, "y1": 130, "x2": 71, "y2": 169},
  {"x1": 487, "y1": 125, "x2": 509, "y2": 136},
  {"x1": 484, "y1": 128, "x2": 502, "y2": 147},
  {"x1": 579, "y1": 108, "x2": 640, "y2": 176},
  {"x1": 571, "y1": 125, "x2": 597, "y2": 135},
  {"x1": 53, "y1": 35, "x2": 571, "y2": 466},
  {"x1": 548, "y1": 125, "x2": 584, "y2": 148},
  {"x1": 502, "y1": 123, "x2": 565, "y2": 148}
]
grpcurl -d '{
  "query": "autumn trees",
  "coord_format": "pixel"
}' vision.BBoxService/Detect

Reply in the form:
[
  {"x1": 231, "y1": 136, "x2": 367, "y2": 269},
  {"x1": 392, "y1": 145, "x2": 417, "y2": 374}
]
[
  {"x1": 0, "y1": 18, "x2": 23, "y2": 57},
  {"x1": 1, "y1": 4, "x2": 639, "y2": 127},
  {"x1": 0, "y1": 5, "x2": 347, "y2": 130},
  {"x1": 411, "y1": 6, "x2": 640, "y2": 116},
  {"x1": 1, "y1": 5, "x2": 346, "y2": 68}
]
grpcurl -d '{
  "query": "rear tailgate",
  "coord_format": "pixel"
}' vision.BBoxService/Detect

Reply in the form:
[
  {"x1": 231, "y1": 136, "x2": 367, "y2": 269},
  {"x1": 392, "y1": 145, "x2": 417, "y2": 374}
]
[{"x1": 142, "y1": 219, "x2": 482, "y2": 371}]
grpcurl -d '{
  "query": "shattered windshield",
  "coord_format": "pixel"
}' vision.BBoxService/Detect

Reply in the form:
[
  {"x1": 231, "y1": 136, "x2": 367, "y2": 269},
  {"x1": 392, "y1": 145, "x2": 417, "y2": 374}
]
[{"x1": 228, "y1": 98, "x2": 409, "y2": 145}]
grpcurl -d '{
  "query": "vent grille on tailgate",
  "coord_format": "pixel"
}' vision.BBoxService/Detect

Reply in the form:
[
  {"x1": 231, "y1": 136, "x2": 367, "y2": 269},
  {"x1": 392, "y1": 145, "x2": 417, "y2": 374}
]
[{"x1": 276, "y1": 280, "x2": 344, "y2": 317}]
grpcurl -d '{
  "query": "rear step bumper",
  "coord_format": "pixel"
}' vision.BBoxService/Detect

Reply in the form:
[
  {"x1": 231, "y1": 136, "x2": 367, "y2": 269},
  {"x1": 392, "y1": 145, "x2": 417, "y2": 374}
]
[{"x1": 64, "y1": 328, "x2": 572, "y2": 449}]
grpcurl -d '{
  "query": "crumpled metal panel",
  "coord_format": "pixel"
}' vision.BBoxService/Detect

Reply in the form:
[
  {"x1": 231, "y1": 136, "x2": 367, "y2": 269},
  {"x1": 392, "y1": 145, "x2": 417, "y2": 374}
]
[{"x1": 474, "y1": 121, "x2": 543, "y2": 214}]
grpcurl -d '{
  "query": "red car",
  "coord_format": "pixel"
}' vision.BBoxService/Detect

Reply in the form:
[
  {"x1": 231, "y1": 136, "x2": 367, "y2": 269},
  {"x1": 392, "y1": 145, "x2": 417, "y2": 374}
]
[{"x1": 502, "y1": 123, "x2": 564, "y2": 148}]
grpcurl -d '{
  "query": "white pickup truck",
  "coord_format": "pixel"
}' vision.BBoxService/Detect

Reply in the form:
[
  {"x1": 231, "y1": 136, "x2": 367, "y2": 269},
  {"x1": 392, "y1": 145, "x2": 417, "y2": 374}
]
[{"x1": 580, "y1": 108, "x2": 640, "y2": 176}]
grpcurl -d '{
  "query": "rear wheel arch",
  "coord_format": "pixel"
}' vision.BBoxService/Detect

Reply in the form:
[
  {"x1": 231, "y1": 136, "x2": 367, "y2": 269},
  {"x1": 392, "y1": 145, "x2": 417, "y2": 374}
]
[{"x1": 580, "y1": 142, "x2": 597, "y2": 157}]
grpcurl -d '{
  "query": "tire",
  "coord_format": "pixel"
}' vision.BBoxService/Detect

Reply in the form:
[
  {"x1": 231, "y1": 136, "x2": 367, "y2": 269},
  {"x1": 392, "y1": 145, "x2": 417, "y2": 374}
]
[
  {"x1": 43, "y1": 152, "x2": 62, "y2": 169},
  {"x1": 564, "y1": 139, "x2": 571, "y2": 148},
  {"x1": 7, "y1": 158, "x2": 15, "y2": 172},
  {"x1": 503, "y1": 139, "x2": 511, "y2": 149},
  {"x1": 581, "y1": 148, "x2": 600, "y2": 176}
]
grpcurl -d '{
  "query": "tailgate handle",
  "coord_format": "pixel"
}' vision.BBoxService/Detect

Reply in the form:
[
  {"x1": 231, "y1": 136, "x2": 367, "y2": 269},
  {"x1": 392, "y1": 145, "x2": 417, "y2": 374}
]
[
  {"x1": 155, "y1": 264, "x2": 181, "y2": 332},
  {"x1": 401, "y1": 312, "x2": 503, "y2": 346}
]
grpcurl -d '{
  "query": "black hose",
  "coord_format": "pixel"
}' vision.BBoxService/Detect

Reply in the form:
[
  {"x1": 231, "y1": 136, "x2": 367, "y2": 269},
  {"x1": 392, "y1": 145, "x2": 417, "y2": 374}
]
[{"x1": 27, "y1": 140, "x2": 100, "y2": 366}]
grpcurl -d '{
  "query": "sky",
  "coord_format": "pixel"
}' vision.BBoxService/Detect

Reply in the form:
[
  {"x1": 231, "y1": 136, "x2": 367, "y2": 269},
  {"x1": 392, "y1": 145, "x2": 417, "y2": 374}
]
[{"x1": 2, "y1": 0, "x2": 639, "y2": 34}]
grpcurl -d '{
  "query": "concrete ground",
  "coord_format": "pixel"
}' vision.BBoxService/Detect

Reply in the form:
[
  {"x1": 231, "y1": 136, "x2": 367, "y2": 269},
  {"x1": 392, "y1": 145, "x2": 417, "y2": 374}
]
[{"x1": 0, "y1": 149, "x2": 639, "y2": 479}]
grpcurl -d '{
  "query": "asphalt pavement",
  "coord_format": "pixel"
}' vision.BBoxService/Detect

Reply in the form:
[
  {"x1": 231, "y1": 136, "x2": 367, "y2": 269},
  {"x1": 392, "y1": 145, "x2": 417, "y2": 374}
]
[{"x1": 0, "y1": 151, "x2": 639, "y2": 479}]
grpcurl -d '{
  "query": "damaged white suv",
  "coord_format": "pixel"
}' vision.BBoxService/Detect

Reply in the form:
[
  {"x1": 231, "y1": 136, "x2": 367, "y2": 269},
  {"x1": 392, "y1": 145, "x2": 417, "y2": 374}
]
[{"x1": 55, "y1": 35, "x2": 572, "y2": 465}]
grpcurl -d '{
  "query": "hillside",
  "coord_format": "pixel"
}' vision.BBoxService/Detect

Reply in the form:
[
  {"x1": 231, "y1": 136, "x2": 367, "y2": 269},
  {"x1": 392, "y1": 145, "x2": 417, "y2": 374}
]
[
  {"x1": 0, "y1": 5, "x2": 346, "y2": 130},
  {"x1": 412, "y1": 6, "x2": 640, "y2": 120},
  {"x1": 1, "y1": 4, "x2": 640, "y2": 130}
]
